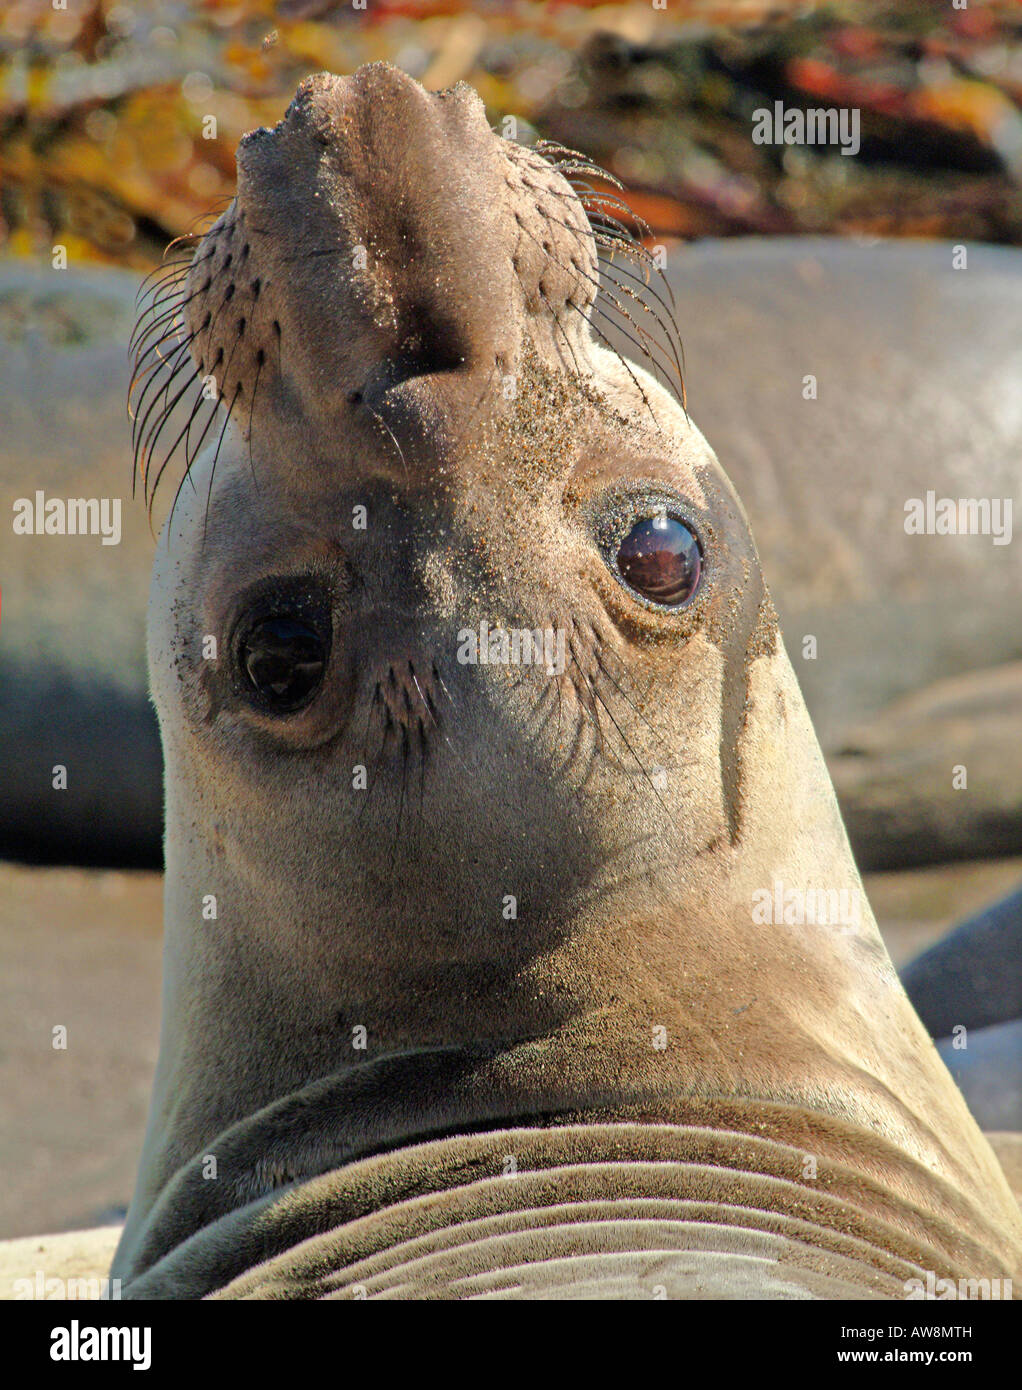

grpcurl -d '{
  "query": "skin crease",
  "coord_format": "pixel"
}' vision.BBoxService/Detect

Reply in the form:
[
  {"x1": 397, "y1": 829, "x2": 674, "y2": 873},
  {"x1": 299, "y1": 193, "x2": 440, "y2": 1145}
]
[{"x1": 113, "y1": 65, "x2": 1022, "y2": 1297}]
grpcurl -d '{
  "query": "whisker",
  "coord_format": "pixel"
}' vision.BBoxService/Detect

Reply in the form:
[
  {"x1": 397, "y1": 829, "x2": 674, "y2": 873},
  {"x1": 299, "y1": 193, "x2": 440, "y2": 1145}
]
[
  {"x1": 571, "y1": 649, "x2": 671, "y2": 817},
  {"x1": 565, "y1": 297, "x2": 663, "y2": 432},
  {"x1": 355, "y1": 711, "x2": 390, "y2": 827},
  {"x1": 386, "y1": 725, "x2": 410, "y2": 880},
  {"x1": 592, "y1": 650, "x2": 669, "y2": 750},
  {"x1": 568, "y1": 646, "x2": 608, "y2": 761},
  {"x1": 522, "y1": 201, "x2": 686, "y2": 407},
  {"x1": 510, "y1": 213, "x2": 665, "y2": 429},
  {"x1": 246, "y1": 350, "x2": 264, "y2": 494},
  {"x1": 134, "y1": 337, "x2": 204, "y2": 469},
  {"x1": 162, "y1": 388, "x2": 220, "y2": 538},
  {"x1": 202, "y1": 382, "x2": 242, "y2": 542},
  {"x1": 130, "y1": 276, "x2": 211, "y2": 358},
  {"x1": 146, "y1": 375, "x2": 216, "y2": 511},
  {"x1": 133, "y1": 339, "x2": 204, "y2": 487},
  {"x1": 363, "y1": 402, "x2": 408, "y2": 477}
]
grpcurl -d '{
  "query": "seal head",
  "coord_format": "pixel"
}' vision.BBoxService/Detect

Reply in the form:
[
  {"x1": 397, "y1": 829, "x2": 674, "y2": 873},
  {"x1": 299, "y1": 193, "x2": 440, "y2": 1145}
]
[{"x1": 117, "y1": 65, "x2": 1022, "y2": 1296}]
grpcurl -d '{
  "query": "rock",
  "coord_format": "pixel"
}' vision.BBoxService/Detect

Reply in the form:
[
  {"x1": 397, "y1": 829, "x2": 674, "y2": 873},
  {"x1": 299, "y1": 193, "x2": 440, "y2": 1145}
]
[
  {"x1": 901, "y1": 878, "x2": 1022, "y2": 1039},
  {"x1": 938, "y1": 1021, "x2": 1022, "y2": 1133},
  {"x1": 0, "y1": 263, "x2": 161, "y2": 865},
  {"x1": 833, "y1": 665, "x2": 1022, "y2": 870}
]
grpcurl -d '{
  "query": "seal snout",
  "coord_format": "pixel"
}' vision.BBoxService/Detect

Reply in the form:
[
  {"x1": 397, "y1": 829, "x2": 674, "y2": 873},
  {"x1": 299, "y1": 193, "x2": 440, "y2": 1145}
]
[
  {"x1": 176, "y1": 61, "x2": 602, "y2": 487},
  {"x1": 348, "y1": 300, "x2": 472, "y2": 414},
  {"x1": 182, "y1": 63, "x2": 513, "y2": 437}
]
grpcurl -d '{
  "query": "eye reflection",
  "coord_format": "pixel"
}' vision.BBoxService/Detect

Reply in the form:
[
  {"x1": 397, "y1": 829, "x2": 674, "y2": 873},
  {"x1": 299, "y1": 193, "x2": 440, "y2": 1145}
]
[
  {"x1": 240, "y1": 616, "x2": 327, "y2": 711},
  {"x1": 615, "y1": 515, "x2": 701, "y2": 607}
]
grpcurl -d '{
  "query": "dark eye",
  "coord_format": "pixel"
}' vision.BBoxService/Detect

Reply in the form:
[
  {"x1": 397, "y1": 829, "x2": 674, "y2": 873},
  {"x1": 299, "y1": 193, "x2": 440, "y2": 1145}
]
[
  {"x1": 239, "y1": 616, "x2": 328, "y2": 712},
  {"x1": 616, "y1": 515, "x2": 701, "y2": 607}
]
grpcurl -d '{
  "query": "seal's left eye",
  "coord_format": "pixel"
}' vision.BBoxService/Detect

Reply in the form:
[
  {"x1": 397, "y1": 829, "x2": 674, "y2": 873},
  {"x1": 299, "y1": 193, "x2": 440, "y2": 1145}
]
[
  {"x1": 616, "y1": 515, "x2": 701, "y2": 608},
  {"x1": 240, "y1": 617, "x2": 327, "y2": 712}
]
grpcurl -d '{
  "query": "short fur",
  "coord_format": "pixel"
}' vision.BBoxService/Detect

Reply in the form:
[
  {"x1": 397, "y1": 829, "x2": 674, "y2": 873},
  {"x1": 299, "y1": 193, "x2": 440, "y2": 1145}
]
[{"x1": 115, "y1": 65, "x2": 1022, "y2": 1298}]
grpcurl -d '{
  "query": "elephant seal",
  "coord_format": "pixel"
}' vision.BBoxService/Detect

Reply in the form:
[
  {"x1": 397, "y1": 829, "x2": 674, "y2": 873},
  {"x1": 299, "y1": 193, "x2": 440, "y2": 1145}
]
[
  {"x1": 936, "y1": 1022, "x2": 1022, "y2": 1134},
  {"x1": 0, "y1": 265, "x2": 161, "y2": 867},
  {"x1": 6, "y1": 240, "x2": 1022, "y2": 872},
  {"x1": 902, "y1": 884, "x2": 1022, "y2": 1132},
  {"x1": 112, "y1": 64, "x2": 1021, "y2": 1298},
  {"x1": 903, "y1": 883, "x2": 1022, "y2": 1042}
]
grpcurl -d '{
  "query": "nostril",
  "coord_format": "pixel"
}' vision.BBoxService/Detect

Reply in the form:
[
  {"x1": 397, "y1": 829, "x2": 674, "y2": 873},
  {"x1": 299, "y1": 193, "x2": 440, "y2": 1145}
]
[{"x1": 387, "y1": 302, "x2": 469, "y2": 387}]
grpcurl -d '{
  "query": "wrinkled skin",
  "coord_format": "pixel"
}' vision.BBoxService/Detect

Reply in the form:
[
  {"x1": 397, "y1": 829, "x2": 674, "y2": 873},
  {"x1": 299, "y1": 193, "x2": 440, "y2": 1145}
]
[{"x1": 114, "y1": 65, "x2": 1022, "y2": 1298}]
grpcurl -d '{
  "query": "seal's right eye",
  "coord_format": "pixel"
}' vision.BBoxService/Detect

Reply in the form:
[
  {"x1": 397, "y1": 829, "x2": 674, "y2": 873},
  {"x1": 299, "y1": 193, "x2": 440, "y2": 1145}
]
[
  {"x1": 240, "y1": 617, "x2": 326, "y2": 711},
  {"x1": 232, "y1": 582, "x2": 333, "y2": 715}
]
